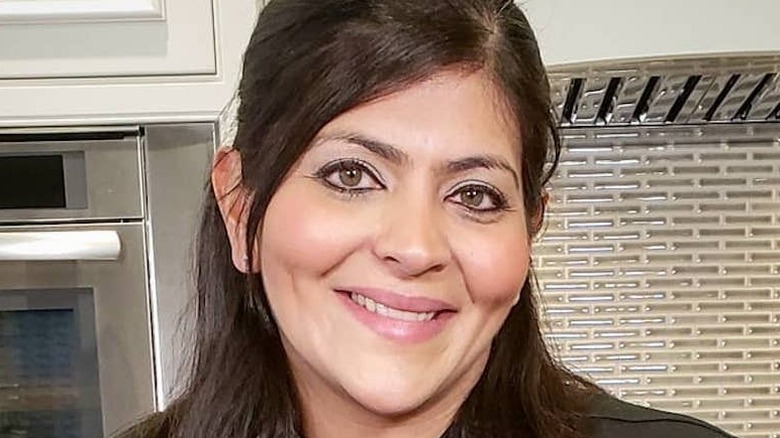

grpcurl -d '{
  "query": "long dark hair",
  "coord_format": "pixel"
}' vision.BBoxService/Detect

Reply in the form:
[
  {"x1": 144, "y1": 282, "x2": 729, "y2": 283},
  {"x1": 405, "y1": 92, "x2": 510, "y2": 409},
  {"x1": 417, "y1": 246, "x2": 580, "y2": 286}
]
[{"x1": 122, "y1": 1, "x2": 599, "y2": 437}]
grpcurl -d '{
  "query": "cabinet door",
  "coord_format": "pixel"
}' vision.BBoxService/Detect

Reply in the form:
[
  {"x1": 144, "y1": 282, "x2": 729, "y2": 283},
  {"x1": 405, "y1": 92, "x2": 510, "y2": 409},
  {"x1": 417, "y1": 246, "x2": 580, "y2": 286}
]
[
  {"x1": 522, "y1": 0, "x2": 780, "y2": 66},
  {"x1": 0, "y1": 0, "x2": 215, "y2": 79}
]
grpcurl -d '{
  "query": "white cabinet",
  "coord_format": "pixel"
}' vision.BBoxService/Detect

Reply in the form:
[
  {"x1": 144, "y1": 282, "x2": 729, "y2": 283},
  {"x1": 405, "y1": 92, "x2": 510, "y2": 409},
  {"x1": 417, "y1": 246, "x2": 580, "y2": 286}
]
[
  {"x1": 0, "y1": 0, "x2": 214, "y2": 79},
  {"x1": 0, "y1": 0, "x2": 257, "y2": 127},
  {"x1": 521, "y1": 0, "x2": 780, "y2": 67}
]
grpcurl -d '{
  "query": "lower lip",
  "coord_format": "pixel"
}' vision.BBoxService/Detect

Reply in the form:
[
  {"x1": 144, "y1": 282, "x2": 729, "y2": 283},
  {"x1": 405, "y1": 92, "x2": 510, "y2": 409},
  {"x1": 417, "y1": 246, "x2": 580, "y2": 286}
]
[{"x1": 336, "y1": 291, "x2": 454, "y2": 344}]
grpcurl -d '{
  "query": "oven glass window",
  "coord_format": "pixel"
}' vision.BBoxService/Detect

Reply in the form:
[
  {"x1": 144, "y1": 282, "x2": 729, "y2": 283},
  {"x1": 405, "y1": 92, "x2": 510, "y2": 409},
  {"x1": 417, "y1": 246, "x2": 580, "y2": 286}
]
[
  {"x1": 0, "y1": 289, "x2": 102, "y2": 438},
  {"x1": 0, "y1": 156, "x2": 67, "y2": 210}
]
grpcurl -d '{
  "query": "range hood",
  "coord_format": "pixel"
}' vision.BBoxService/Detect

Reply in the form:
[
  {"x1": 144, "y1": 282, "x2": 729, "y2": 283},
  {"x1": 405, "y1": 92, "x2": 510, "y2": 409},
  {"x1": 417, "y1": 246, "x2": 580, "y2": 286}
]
[
  {"x1": 549, "y1": 56, "x2": 780, "y2": 126},
  {"x1": 217, "y1": 56, "x2": 780, "y2": 145}
]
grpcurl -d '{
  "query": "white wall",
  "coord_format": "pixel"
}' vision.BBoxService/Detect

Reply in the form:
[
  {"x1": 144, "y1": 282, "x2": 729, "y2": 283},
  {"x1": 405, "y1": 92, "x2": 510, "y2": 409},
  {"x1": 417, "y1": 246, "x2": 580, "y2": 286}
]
[{"x1": 520, "y1": 0, "x2": 780, "y2": 67}]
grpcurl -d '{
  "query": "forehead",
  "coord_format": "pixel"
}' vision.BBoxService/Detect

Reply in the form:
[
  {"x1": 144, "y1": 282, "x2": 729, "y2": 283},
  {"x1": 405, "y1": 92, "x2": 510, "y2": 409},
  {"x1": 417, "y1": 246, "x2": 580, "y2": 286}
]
[{"x1": 318, "y1": 70, "x2": 521, "y2": 164}]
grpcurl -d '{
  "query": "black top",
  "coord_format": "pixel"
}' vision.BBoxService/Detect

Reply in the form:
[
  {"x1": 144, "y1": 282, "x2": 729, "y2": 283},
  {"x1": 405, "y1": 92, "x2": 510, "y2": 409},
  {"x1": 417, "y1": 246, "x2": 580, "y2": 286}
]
[
  {"x1": 118, "y1": 392, "x2": 740, "y2": 438},
  {"x1": 588, "y1": 393, "x2": 738, "y2": 438}
]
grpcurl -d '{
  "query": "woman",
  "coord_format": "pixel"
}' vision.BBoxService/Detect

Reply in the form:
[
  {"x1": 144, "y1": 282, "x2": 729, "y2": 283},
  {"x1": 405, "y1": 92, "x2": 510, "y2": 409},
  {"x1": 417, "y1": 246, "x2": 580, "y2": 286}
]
[{"x1": 123, "y1": 1, "x2": 735, "y2": 437}]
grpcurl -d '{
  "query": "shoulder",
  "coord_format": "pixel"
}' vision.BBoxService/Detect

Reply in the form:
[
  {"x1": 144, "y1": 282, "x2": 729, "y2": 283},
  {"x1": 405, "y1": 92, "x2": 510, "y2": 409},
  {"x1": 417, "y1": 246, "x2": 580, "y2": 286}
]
[{"x1": 585, "y1": 393, "x2": 737, "y2": 438}]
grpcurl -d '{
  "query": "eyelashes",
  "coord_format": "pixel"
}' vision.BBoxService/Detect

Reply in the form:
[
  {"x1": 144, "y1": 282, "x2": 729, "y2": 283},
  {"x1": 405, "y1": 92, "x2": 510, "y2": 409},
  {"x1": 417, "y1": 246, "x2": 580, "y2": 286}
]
[
  {"x1": 447, "y1": 182, "x2": 510, "y2": 213},
  {"x1": 313, "y1": 159, "x2": 385, "y2": 194},
  {"x1": 312, "y1": 159, "x2": 512, "y2": 216}
]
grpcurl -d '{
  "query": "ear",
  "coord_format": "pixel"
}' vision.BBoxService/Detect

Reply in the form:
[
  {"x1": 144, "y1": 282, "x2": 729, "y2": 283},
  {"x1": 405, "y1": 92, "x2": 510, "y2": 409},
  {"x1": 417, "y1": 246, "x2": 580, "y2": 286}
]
[
  {"x1": 212, "y1": 147, "x2": 259, "y2": 273},
  {"x1": 530, "y1": 190, "x2": 549, "y2": 236}
]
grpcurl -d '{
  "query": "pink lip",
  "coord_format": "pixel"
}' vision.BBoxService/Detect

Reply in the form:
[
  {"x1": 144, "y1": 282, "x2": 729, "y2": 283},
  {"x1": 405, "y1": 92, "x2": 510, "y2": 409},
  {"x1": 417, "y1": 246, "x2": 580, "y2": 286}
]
[
  {"x1": 334, "y1": 288, "x2": 457, "y2": 344},
  {"x1": 337, "y1": 287, "x2": 457, "y2": 313}
]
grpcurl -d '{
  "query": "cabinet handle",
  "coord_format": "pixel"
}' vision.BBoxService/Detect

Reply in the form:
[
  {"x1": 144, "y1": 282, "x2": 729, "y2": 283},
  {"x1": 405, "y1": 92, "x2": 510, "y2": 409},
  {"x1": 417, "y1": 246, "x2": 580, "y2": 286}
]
[{"x1": 0, "y1": 230, "x2": 121, "y2": 261}]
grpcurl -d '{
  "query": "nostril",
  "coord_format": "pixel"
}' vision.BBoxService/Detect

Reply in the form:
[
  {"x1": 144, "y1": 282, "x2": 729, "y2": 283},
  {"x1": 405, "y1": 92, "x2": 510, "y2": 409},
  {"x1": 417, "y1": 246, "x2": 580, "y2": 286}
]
[
  {"x1": 429, "y1": 264, "x2": 446, "y2": 273},
  {"x1": 372, "y1": 220, "x2": 452, "y2": 277}
]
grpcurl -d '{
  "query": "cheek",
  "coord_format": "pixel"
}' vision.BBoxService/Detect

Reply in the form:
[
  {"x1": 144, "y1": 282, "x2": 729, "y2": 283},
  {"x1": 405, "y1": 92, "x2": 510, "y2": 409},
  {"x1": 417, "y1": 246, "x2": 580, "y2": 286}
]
[
  {"x1": 452, "y1": 221, "x2": 531, "y2": 306},
  {"x1": 260, "y1": 181, "x2": 368, "y2": 279}
]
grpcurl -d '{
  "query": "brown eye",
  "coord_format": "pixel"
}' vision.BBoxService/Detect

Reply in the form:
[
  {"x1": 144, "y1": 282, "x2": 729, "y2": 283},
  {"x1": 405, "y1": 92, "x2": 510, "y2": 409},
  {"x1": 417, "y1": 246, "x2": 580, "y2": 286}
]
[
  {"x1": 339, "y1": 167, "x2": 363, "y2": 187},
  {"x1": 459, "y1": 188, "x2": 485, "y2": 208},
  {"x1": 315, "y1": 159, "x2": 384, "y2": 193},
  {"x1": 448, "y1": 183, "x2": 508, "y2": 213}
]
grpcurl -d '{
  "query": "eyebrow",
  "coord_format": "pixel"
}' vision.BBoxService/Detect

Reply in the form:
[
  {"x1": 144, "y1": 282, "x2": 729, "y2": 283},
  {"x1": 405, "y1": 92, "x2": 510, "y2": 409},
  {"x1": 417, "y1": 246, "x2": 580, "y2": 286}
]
[
  {"x1": 446, "y1": 155, "x2": 519, "y2": 187},
  {"x1": 317, "y1": 132, "x2": 519, "y2": 185},
  {"x1": 319, "y1": 132, "x2": 410, "y2": 165}
]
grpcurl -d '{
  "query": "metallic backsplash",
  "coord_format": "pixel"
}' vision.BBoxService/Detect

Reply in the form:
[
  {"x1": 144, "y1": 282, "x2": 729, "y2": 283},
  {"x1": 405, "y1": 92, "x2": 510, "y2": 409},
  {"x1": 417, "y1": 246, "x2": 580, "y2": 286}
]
[{"x1": 535, "y1": 123, "x2": 780, "y2": 438}]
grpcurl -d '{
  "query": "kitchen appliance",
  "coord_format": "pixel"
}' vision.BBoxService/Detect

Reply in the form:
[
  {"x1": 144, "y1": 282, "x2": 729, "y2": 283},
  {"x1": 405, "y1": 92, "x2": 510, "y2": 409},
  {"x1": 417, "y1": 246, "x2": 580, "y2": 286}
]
[
  {"x1": 548, "y1": 56, "x2": 780, "y2": 127},
  {"x1": 0, "y1": 123, "x2": 214, "y2": 437},
  {"x1": 536, "y1": 56, "x2": 780, "y2": 437}
]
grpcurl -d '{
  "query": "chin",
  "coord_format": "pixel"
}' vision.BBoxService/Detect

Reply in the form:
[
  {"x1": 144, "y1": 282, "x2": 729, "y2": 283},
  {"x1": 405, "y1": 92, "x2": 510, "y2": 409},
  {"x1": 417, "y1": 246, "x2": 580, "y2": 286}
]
[{"x1": 344, "y1": 377, "x2": 437, "y2": 418}]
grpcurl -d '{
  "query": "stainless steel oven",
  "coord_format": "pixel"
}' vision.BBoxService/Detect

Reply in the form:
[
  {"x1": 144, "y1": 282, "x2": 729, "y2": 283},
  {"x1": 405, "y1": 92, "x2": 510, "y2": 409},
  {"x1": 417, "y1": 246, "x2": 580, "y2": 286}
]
[{"x1": 0, "y1": 124, "x2": 215, "y2": 437}]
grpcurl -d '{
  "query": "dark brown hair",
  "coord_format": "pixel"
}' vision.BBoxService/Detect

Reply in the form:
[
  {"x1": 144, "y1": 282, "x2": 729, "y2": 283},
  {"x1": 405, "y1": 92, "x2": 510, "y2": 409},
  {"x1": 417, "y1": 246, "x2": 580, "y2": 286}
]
[{"x1": 121, "y1": 1, "x2": 599, "y2": 437}]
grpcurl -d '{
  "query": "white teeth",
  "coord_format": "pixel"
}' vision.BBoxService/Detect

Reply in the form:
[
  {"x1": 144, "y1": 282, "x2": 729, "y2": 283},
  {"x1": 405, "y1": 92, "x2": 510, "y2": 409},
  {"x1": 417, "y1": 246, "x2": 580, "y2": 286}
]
[
  {"x1": 365, "y1": 296, "x2": 376, "y2": 312},
  {"x1": 349, "y1": 292, "x2": 436, "y2": 322}
]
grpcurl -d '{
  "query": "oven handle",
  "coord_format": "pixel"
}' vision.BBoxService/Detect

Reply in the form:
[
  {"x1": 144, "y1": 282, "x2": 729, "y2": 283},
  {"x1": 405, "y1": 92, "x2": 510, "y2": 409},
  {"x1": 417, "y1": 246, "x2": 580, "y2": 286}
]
[{"x1": 0, "y1": 230, "x2": 121, "y2": 261}]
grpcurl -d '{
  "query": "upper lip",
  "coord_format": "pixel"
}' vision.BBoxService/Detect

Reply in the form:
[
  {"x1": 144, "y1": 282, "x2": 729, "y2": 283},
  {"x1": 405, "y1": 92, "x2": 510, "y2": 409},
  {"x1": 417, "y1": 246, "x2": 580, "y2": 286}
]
[{"x1": 337, "y1": 287, "x2": 457, "y2": 313}]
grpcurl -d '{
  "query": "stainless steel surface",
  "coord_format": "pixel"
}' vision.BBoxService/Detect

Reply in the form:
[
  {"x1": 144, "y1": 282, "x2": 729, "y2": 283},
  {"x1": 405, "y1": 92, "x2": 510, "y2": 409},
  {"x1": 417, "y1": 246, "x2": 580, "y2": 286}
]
[
  {"x1": 144, "y1": 123, "x2": 215, "y2": 406},
  {"x1": 551, "y1": 79, "x2": 571, "y2": 123},
  {"x1": 0, "y1": 230, "x2": 121, "y2": 261},
  {"x1": 687, "y1": 75, "x2": 734, "y2": 123},
  {"x1": 611, "y1": 76, "x2": 649, "y2": 124},
  {"x1": 549, "y1": 56, "x2": 780, "y2": 126},
  {"x1": 540, "y1": 122, "x2": 780, "y2": 438},
  {"x1": 574, "y1": 76, "x2": 610, "y2": 124},
  {"x1": 644, "y1": 75, "x2": 689, "y2": 124},
  {"x1": 712, "y1": 73, "x2": 767, "y2": 121},
  {"x1": 530, "y1": 51, "x2": 780, "y2": 438},
  {"x1": 751, "y1": 74, "x2": 780, "y2": 120},
  {"x1": 677, "y1": 75, "x2": 716, "y2": 123},
  {"x1": 0, "y1": 122, "x2": 217, "y2": 437},
  {"x1": 0, "y1": 135, "x2": 143, "y2": 223},
  {"x1": 0, "y1": 222, "x2": 155, "y2": 437}
]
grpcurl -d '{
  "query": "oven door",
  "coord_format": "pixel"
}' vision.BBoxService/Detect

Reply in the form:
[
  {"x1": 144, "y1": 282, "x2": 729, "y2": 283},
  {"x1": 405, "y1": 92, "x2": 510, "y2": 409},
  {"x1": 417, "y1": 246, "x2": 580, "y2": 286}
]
[{"x1": 0, "y1": 223, "x2": 154, "y2": 438}]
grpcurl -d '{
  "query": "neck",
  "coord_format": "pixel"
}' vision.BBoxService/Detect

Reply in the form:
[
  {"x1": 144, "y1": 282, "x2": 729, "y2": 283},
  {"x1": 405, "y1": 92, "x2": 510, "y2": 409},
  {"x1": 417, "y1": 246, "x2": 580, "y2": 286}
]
[{"x1": 300, "y1": 393, "x2": 457, "y2": 438}]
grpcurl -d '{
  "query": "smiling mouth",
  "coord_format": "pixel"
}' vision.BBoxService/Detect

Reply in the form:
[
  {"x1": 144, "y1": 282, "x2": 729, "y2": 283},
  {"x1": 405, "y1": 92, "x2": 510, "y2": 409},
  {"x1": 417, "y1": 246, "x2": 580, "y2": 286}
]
[
  {"x1": 336, "y1": 288, "x2": 456, "y2": 342},
  {"x1": 348, "y1": 292, "x2": 437, "y2": 322}
]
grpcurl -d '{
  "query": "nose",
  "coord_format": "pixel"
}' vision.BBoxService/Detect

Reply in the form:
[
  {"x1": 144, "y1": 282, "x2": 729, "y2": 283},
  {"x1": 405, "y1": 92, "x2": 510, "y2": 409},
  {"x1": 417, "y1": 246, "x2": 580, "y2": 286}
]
[{"x1": 371, "y1": 194, "x2": 452, "y2": 278}]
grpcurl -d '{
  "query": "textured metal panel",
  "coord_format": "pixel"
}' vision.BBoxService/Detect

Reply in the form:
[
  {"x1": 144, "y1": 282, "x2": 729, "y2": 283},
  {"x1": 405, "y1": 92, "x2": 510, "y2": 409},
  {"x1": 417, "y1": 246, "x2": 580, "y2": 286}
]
[
  {"x1": 713, "y1": 74, "x2": 768, "y2": 121},
  {"x1": 551, "y1": 78, "x2": 571, "y2": 124},
  {"x1": 686, "y1": 75, "x2": 735, "y2": 123},
  {"x1": 574, "y1": 77, "x2": 611, "y2": 125},
  {"x1": 644, "y1": 75, "x2": 690, "y2": 124},
  {"x1": 548, "y1": 56, "x2": 780, "y2": 127},
  {"x1": 751, "y1": 75, "x2": 780, "y2": 120},
  {"x1": 675, "y1": 75, "x2": 716, "y2": 124},
  {"x1": 536, "y1": 124, "x2": 780, "y2": 438},
  {"x1": 611, "y1": 76, "x2": 649, "y2": 124}
]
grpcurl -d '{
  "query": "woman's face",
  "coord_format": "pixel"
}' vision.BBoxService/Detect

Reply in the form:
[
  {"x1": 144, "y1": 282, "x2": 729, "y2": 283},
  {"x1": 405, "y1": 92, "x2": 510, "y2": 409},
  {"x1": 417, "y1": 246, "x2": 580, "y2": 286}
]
[{"x1": 258, "y1": 70, "x2": 534, "y2": 418}]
